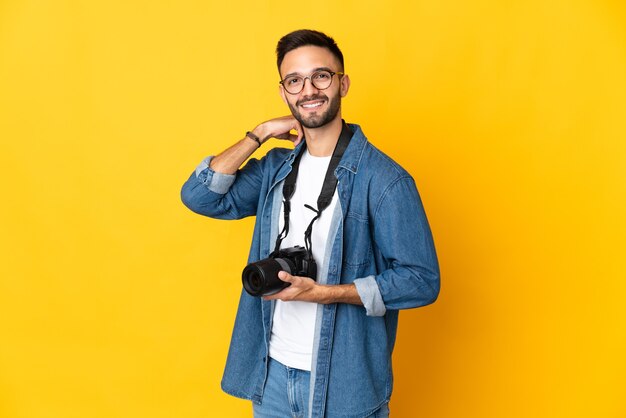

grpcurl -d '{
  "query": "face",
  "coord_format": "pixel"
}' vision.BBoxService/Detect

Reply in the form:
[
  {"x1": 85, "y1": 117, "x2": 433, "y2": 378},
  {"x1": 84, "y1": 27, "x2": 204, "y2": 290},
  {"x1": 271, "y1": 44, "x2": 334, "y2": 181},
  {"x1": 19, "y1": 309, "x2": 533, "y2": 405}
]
[{"x1": 279, "y1": 45, "x2": 350, "y2": 129}]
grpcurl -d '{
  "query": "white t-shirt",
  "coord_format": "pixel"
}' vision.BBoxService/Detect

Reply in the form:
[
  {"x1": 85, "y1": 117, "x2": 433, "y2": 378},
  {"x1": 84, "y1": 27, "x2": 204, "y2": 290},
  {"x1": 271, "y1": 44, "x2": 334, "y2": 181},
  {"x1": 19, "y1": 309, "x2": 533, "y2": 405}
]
[{"x1": 268, "y1": 149, "x2": 339, "y2": 371}]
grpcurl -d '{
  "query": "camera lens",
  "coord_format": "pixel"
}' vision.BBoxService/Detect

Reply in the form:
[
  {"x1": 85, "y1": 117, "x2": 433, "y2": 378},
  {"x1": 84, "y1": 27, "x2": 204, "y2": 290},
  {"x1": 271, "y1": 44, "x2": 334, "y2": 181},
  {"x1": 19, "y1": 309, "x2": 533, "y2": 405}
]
[
  {"x1": 242, "y1": 265, "x2": 268, "y2": 296},
  {"x1": 248, "y1": 271, "x2": 263, "y2": 292},
  {"x1": 242, "y1": 257, "x2": 295, "y2": 296}
]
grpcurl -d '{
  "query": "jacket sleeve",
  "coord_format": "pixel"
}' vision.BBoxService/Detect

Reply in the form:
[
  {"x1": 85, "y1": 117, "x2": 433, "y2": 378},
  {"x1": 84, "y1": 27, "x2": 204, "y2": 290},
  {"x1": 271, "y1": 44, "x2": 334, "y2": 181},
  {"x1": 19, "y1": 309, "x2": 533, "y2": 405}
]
[
  {"x1": 180, "y1": 155, "x2": 265, "y2": 220},
  {"x1": 354, "y1": 176, "x2": 440, "y2": 316}
]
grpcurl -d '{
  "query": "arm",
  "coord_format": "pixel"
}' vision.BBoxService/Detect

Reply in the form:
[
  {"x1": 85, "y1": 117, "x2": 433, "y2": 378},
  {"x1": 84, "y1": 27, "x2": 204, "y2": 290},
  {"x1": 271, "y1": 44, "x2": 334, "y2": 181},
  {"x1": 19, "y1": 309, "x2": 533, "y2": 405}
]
[
  {"x1": 266, "y1": 177, "x2": 440, "y2": 314},
  {"x1": 180, "y1": 116, "x2": 303, "y2": 219},
  {"x1": 210, "y1": 116, "x2": 304, "y2": 175},
  {"x1": 355, "y1": 176, "x2": 440, "y2": 314},
  {"x1": 263, "y1": 272, "x2": 362, "y2": 305}
]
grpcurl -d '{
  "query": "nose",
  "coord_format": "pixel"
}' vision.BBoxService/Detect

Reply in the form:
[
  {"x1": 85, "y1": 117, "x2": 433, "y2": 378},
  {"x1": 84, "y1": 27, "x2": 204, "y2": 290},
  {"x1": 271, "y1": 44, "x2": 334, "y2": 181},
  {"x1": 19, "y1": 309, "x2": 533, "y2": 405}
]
[{"x1": 300, "y1": 76, "x2": 319, "y2": 95}]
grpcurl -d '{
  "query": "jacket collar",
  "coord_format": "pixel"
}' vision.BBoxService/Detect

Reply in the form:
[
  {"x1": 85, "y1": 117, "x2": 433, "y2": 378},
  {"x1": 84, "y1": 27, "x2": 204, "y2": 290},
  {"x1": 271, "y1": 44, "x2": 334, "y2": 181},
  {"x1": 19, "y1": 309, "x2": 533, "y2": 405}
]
[
  {"x1": 286, "y1": 123, "x2": 367, "y2": 167},
  {"x1": 281, "y1": 122, "x2": 367, "y2": 177},
  {"x1": 337, "y1": 123, "x2": 367, "y2": 175}
]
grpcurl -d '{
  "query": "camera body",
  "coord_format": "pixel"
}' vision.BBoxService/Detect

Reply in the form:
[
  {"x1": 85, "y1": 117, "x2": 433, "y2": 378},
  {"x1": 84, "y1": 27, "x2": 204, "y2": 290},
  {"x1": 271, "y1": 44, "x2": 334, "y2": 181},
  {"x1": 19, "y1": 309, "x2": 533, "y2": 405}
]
[{"x1": 242, "y1": 246, "x2": 317, "y2": 297}]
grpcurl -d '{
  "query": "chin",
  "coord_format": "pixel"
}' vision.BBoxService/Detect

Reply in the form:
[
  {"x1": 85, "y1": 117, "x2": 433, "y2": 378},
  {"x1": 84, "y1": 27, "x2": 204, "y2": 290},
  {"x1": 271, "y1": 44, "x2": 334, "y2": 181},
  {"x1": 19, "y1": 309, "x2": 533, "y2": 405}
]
[{"x1": 298, "y1": 109, "x2": 341, "y2": 129}]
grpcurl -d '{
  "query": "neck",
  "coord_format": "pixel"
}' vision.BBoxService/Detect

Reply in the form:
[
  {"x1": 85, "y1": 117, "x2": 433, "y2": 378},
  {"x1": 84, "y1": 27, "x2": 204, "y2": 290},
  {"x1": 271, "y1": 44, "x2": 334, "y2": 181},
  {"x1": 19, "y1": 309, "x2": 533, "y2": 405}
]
[{"x1": 303, "y1": 114, "x2": 344, "y2": 157}]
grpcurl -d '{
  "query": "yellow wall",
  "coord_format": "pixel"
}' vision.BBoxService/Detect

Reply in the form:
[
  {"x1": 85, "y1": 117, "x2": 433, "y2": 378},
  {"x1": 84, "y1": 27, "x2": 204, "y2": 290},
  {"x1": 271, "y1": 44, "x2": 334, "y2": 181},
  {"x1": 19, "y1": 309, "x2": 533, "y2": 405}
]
[{"x1": 1, "y1": 1, "x2": 625, "y2": 417}]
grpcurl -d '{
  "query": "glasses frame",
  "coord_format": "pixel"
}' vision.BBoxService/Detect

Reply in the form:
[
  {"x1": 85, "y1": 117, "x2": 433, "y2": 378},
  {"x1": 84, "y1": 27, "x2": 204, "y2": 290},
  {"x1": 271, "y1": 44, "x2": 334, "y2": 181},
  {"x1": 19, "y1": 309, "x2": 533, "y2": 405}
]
[{"x1": 279, "y1": 70, "x2": 345, "y2": 95}]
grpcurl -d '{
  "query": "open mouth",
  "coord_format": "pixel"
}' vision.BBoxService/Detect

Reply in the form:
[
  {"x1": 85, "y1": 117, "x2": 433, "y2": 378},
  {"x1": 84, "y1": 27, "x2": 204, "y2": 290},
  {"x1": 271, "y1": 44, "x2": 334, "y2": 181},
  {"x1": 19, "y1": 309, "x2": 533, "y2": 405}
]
[{"x1": 299, "y1": 99, "x2": 326, "y2": 110}]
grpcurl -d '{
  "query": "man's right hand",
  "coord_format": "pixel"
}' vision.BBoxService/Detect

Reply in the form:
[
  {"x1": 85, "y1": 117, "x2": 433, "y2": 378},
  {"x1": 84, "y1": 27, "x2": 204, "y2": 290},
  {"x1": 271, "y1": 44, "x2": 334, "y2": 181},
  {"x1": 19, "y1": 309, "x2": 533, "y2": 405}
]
[{"x1": 252, "y1": 116, "x2": 304, "y2": 147}]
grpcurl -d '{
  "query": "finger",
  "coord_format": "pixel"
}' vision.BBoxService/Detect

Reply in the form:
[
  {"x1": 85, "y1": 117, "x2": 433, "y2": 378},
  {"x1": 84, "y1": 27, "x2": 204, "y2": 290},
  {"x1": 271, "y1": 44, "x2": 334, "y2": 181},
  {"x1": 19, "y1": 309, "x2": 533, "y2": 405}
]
[
  {"x1": 278, "y1": 271, "x2": 295, "y2": 283},
  {"x1": 263, "y1": 287, "x2": 291, "y2": 301},
  {"x1": 289, "y1": 133, "x2": 301, "y2": 146},
  {"x1": 294, "y1": 120, "x2": 304, "y2": 143},
  {"x1": 275, "y1": 132, "x2": 291, "y2": 140}
]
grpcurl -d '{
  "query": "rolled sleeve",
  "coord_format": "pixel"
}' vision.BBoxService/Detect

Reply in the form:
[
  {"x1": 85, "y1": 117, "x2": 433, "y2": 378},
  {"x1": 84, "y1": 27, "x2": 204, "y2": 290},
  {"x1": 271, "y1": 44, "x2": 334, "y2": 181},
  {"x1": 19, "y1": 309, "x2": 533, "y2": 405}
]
[
  {"x1": 354, "y1": 275, "x2": 387, "y2": 317},
  {"x1": 195, "y1": 156, "x2": 236, "y2": 194}
]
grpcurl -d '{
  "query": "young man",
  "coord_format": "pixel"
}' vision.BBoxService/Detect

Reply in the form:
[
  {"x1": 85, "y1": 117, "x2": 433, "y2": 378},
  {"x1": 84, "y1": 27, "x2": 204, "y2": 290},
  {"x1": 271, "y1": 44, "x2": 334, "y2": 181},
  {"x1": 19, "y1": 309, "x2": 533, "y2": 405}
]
[{"x1": 181, "y1": 29, "x2": 440, "y2": 418}]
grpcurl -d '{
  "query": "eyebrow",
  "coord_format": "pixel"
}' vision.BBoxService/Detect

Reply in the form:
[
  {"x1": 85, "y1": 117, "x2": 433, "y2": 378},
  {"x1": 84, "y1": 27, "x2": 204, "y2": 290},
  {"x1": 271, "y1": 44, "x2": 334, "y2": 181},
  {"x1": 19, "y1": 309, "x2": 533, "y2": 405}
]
[{"x1": 283, "y1": 67, "x2": 334, "y2": 79}]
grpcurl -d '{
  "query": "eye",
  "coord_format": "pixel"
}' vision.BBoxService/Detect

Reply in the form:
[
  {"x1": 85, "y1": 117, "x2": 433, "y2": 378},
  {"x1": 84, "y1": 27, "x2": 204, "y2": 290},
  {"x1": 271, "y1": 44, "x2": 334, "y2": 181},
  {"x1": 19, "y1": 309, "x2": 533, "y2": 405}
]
[
  {"x1": 286, "y1": 76, "x2": 302, "y2": 85},
  {"x1": 314, "y1": 71, "x2": 331, "y2": 80}
]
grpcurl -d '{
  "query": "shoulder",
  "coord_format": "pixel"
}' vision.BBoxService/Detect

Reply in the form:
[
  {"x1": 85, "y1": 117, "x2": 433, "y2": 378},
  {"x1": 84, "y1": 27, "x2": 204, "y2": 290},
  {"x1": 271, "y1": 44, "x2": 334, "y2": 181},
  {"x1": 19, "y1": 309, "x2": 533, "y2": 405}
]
[
  {"x1": 359, "y1": 143, "x2": 418, "y2": 215},
  {"x1": 362, "y1": 142, "x2": 410, "y2": 178},
  {"x1": 353, "y1": 130, "x2": 413, "y2": 187},
  {"x1": 344, "y1": 125, "x2": 419, "y2": 212},
  {"x1": 262, "y1": 145, "x2": 299, "y2": 167},
  {"x1": 265, "y1": 145, "x2": 295, "y2": 161},
  {"x1": 244, "y1": 145, "x2": 297, "y2": 175}
]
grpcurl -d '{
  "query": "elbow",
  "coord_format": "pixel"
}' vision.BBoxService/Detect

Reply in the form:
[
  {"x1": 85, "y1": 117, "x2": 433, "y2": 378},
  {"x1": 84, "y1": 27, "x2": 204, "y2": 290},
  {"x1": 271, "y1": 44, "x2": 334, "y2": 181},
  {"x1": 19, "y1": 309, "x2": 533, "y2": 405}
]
[
  {"x1": 180, "y1": 174, "x2": 211, "y2": 216},
  {"x1": 410, "y1": 268, "x2": 440, "y2": 308},
  {"x1": 423, "y1": 269, "x2": 440, "y2": 306},
  {"x1": 180, "y1": 174, "x2": 237, "y2": 219},
  {"x1": 379, "y1": 267, "x2": 440, "y2": 310},
  {"x1": 426, "y1": 278, "x2": 440, "y2": 306},
  {"x1": 180, "y1": 178, "x2": 197, "y2": 212}
]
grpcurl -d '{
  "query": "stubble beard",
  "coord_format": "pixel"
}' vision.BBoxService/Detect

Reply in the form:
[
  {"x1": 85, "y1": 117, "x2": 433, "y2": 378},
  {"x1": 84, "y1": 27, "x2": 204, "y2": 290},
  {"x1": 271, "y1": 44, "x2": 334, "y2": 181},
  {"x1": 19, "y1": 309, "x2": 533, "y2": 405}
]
[{"x1": 288, "y1": 93, "x2": 342, "y2": 129}]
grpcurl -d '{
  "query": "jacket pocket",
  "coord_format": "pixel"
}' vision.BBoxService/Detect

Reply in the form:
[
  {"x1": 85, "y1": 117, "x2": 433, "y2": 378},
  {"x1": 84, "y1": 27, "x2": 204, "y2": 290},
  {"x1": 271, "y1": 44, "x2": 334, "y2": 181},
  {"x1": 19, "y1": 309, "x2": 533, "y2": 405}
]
[{"x1": 342, "y1": 212, "x2": 373, "y2": 268}]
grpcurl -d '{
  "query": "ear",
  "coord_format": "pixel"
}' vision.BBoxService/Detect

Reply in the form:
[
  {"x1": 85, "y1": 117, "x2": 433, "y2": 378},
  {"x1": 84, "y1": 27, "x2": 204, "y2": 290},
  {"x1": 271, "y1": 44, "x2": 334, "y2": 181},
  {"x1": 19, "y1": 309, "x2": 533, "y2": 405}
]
[
  {"x1": 340, "y1": 74, "x2": 351, "y2": 97},
  {"x1": 279, "y1": 85, "x2": 288, "y2": 105}
]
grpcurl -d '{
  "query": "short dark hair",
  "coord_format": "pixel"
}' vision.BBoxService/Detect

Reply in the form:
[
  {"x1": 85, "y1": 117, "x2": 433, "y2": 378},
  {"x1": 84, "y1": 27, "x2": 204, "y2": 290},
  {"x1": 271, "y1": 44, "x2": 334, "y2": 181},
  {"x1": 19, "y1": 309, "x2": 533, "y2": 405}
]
[{"x1": 276, "y1": 29, "x2": 344, "y2": 73}]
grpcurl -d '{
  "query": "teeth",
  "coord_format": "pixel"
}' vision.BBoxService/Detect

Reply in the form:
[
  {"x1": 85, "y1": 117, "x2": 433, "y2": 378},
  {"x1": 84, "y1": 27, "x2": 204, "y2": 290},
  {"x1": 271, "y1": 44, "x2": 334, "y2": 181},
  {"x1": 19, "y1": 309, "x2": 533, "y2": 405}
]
[{"x1": 302, "y1": 102, "x2": 323, "y2": 108}]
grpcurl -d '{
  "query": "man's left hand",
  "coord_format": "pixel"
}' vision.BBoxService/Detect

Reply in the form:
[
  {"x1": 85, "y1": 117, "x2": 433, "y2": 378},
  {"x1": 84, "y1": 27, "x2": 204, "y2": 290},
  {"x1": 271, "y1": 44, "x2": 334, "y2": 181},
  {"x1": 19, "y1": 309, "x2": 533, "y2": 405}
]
[
  {"x1": 262, "y1": 271, "x2": 363, "y2": 306},
  {"x1": 263, "y1": 271, "x2": 324, "y2": 303}
]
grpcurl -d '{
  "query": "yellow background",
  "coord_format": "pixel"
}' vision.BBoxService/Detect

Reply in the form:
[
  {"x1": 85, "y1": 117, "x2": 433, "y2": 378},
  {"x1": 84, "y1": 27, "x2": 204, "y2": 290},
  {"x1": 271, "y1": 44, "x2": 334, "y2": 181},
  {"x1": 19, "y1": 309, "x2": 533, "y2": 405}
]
[{"x1": 1, "y1": 1, "x2": 625, "y2": 417}]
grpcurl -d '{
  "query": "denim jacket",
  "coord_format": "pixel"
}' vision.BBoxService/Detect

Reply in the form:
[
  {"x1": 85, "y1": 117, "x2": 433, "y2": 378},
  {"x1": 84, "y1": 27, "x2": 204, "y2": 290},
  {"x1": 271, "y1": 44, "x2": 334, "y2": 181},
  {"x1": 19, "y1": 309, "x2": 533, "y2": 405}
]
[{"x1": 181, "y1": 123, "x2": 440, "y2": 418}]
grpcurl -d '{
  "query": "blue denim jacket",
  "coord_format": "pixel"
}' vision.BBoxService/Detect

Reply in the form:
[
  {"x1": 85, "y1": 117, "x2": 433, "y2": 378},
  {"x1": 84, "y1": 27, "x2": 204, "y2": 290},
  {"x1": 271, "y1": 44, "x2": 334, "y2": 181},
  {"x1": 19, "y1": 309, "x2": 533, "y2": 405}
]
[{"x1": 181, "y1": 123, "x2": 440, "y2": 418}]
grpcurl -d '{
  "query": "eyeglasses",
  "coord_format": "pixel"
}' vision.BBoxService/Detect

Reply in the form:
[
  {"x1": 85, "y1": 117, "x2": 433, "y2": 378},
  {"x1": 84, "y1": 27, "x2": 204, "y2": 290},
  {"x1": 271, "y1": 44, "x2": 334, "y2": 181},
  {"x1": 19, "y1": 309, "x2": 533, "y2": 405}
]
[{"x1": 279, "y1": 70, "x2": 344, "y2": 95}]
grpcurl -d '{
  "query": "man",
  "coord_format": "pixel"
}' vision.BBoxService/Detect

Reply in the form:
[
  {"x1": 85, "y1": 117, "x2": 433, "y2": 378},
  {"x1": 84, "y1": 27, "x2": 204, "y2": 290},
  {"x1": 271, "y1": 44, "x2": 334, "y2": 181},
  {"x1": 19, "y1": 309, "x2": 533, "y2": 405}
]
[{"x1": 181, "y1": 29, "x2": 440, "y2": 418}]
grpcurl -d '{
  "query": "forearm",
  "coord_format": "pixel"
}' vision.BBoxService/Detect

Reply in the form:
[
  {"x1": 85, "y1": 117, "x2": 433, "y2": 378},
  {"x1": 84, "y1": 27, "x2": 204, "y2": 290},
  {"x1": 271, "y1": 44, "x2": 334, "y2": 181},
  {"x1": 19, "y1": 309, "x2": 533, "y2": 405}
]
[
  {"x1": 181, "y1": 144, "x2": 268, "y2": 219},
  {"x1": 209, "y1": 129, "x2": 264, "y2": 175},
  {"x1": 209, "y1": 117, "x2": 301, "y2": 174},
  {"x1": 317, "y1": 283, "x2": 362, "y2": 305},
  {"x1": 264, "y1": 272, "x2": 363, "y2": 305}
]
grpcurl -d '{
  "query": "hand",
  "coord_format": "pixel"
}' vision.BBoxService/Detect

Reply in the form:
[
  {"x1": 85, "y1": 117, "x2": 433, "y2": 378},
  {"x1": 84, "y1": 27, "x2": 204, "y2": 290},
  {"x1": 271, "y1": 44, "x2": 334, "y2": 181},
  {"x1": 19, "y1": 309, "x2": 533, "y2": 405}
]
[
  {"x1": 263, "y1": 271, "x2": 323, "y2": 303},
  {"x1": 253, "y1": 116, "x2": 304, "y2": 147}
]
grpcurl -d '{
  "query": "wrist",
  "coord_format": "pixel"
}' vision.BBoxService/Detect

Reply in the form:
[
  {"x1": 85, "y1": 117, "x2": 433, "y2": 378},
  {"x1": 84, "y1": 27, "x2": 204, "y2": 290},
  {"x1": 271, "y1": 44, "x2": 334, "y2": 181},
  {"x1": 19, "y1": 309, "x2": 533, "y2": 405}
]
[
  {"x1": 252, "y1": 124, "x2": 271, "y2": 144},
  {"x1": 315, "y1": 284, "x2": 333, "y2": 304},
  {"x1": 318, "y1": 284, "x2": 360, "y2": 305},
  {"x1": 245, "y1": 131, "x2": 262, "y2": 147}
]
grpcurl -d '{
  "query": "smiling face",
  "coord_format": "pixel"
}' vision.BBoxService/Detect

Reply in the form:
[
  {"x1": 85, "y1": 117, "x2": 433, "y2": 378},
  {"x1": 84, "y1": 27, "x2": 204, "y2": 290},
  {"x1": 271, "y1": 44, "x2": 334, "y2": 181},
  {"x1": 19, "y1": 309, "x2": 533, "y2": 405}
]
[{"x1": 279, "y1": 45, "x2": 350, "y2": 129}]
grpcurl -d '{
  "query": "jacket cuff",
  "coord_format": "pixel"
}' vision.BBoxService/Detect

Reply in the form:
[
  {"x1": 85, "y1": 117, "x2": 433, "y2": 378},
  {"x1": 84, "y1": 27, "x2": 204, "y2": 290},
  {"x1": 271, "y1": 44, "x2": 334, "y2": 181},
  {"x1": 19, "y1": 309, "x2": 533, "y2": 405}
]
[
  {"x1": 195, "y1": 156, "x2": 236, "y2": 194},
  {"x1": 354, "y1": 275, "x2": 386, "y2": 317}
]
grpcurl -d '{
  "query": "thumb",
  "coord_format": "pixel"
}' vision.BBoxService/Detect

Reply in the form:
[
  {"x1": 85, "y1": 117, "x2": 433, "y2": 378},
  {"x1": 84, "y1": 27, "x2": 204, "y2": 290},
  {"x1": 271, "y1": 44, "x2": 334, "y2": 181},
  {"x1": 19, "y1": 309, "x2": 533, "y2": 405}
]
[{"x1": 278, "y1": 271, "x2": 295, "y2": 282}]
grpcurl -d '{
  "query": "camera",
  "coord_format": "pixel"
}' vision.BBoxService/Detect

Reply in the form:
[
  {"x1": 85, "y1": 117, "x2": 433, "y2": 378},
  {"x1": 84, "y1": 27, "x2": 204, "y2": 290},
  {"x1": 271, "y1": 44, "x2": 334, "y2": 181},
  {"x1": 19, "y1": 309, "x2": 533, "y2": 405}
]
[{"x1": 242, "y1": 246, "x2": 317, "y2": 297}]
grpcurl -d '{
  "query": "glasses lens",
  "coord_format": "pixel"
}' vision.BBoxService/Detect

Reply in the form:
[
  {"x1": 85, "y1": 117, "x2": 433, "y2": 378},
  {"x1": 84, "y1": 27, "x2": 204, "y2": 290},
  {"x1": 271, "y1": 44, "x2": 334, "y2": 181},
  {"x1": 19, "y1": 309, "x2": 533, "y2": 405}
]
[
  {"x1": 311, "y1": 71, "x2": 333, "y2": 90},
  {"x1": 283, "y1": 75, "x2": 304, "y2": 94}
]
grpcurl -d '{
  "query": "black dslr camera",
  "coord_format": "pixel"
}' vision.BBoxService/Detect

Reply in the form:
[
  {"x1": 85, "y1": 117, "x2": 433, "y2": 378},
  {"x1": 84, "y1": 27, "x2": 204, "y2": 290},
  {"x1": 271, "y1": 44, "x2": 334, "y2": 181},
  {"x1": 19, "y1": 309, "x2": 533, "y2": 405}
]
[{"x1": 242, "y1": 246, "x2": 317, "y2": 296}]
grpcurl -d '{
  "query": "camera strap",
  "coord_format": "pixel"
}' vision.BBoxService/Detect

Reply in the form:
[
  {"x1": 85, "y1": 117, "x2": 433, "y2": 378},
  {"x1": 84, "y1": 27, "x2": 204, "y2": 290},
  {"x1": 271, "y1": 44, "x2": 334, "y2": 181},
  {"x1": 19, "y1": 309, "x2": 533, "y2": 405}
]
[{"x1": 272, "y1": 120, "x2": 353, "y2": 258}]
